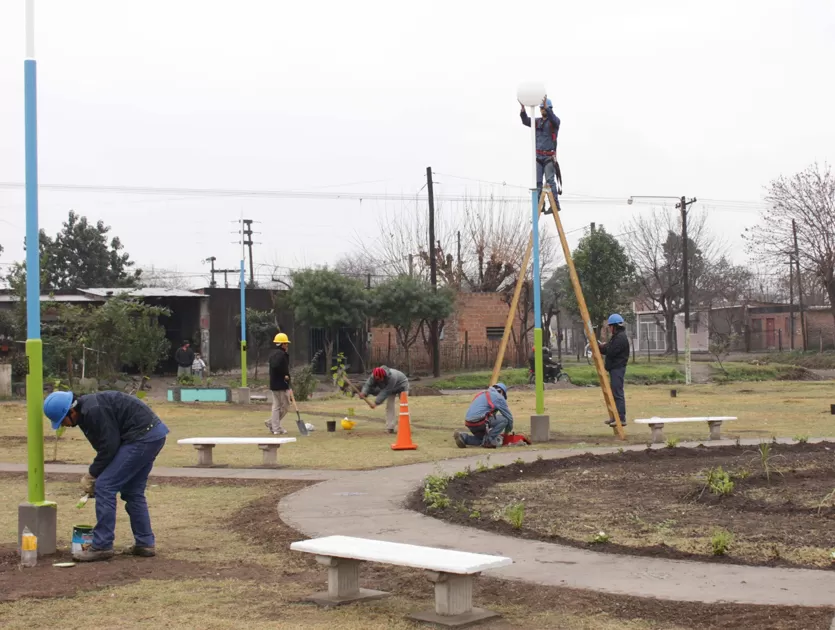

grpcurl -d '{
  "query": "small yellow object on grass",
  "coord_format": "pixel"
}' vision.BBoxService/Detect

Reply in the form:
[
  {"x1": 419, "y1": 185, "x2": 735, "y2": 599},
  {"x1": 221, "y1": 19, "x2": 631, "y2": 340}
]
[{"x1": 341, "y1": 418, "x2": 356, "y2": 431}]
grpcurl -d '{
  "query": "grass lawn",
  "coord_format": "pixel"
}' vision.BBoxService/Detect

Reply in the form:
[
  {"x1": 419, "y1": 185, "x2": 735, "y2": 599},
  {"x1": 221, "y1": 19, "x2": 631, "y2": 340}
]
[
  {"x1": 0, "y1": 475, "x2": 826, "y2": 630},
  {"x1": 1, "y1": 381, "x2": 834, "y2": 470}
]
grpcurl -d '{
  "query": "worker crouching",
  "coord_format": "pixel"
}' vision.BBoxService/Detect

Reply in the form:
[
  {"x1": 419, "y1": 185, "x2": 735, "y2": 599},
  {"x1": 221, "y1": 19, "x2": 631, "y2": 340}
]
[
  {"x1": 43, "y1": 390, "x2": 169, "y2": 562},
  {"x1": 454, "y1": 382, "x2": 513, "y2": 449}
]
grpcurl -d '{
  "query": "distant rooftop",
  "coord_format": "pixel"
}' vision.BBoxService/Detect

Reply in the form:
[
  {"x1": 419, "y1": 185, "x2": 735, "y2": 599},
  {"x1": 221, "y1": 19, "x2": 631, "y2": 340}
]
[
  {"x1": 80, "y1": 287, "x2": 206, "y2": 299},
  {"x1": 0, "y1": 294, "x2": 104, "y2": 304}
]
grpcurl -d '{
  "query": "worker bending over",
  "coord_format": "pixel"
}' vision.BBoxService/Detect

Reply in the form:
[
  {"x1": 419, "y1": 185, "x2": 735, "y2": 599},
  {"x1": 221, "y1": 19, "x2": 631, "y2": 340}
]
[
  {"x1": 360, "y1": 366, "x2": 410, "y2": 433},
  {"x1": 43, "y1": 390, "x2": 168, "y2": 562},
  {"x1": 520, "y1": 96, "x2": 561, "y2": 214},
  {"x1": 454, "y1": 382, "x2": 513, "y2": 449}
]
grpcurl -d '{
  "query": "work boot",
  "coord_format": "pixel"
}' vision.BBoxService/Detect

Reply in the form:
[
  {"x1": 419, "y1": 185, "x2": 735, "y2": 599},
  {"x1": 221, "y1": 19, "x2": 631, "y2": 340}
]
[
  {"x1": 123, "y1": 545, "x2": 156, "y2": 557},
  {"x1": 272, "y1": 427, "x2": 288, "y2": 435},
  {"x1": 73, "y1": 547, "x2": 115, "y2": 562},
  {"x1": 386, "y1": 428, "x2": 396, "y2": 434},
  {"x1": 453, "y1": 431, "x2": 466, "y2": 449},
  {"x1": 264, "y1": 420, "x2": 271, "y2": 432}
]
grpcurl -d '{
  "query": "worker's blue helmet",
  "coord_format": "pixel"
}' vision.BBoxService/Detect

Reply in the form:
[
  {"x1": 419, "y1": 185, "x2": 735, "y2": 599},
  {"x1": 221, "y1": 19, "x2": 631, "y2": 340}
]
[
  {"x1": 493, "y1": 382, "x2": 508, "y2": 397},
  {"x1": 540, "y1": 98, "x2": 553, "y2": 109},
  {"x1": 607, "y1": 313, "x2": 625, "y2": 326},
  {"x1": 44, "y1": 391, "x2": 74, "y2": 430}
]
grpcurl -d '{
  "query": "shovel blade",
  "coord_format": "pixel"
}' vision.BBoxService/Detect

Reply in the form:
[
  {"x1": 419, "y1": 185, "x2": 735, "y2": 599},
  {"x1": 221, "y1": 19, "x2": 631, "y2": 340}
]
[{"x1": 295, "y1": 412, "x2": 309, "y2": 436}]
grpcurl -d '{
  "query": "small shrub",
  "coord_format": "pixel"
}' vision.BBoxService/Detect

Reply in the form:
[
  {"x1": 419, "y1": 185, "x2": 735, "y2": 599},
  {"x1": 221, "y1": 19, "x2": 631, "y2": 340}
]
[
  {"x1": 177, "y1": 374, "x2": 195, "y2": 386},
  {"x1": 711, "y1": 529, "x2": 733, "y2": 556},
  {"x1": 505, "y1": 503, "x2": 525, "y2": 529},
  {"x1": 733, "y1": 468, "x2": 751, "y2": 480},
  {"x1": 754, "y1": 441, "x2": 784, "y2": 483},
  {"x1": 590, "y1": 531, "x2": 611, "y2": 544},
  {"x1": 817, "y1": 489, "x2": 835, "y2": 515},
  {"x1": 793, "y1": 435, "x2": 809, "y2": 444},
  {"x1": 536, "y1": 454, "x2": 544, "y2": 462},
  {"x1": 617, "y1": 448, "x2": 625, "y2": 454},
  {"x1": 422, "y1": 473, "x2": 451, "y2": 510},
  {"x1": 665, "y1": 437, "x2": 680, "y2": 449},
  {"x1": 453, "y1": 470, "x2": 469, "y2": 479},
  {"x1": 469, "y1": 510, "x2": 481, "y2": 519},
  {"x1": 706, "y1": 466, "x2": 735, "y2": 496},
  {"x1": 475, "y1": 458, "x2": 490, "y2": 473},
  {"x1": 513, "y1": 457, "x2": 525, "y2": 465},
  {"x1": 291, "y1": 363, "x2": 319, "y2": 401}
]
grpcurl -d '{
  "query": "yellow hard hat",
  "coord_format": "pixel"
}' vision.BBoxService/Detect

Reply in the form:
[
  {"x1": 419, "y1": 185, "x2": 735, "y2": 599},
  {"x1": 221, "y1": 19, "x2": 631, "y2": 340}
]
[
  {"x1": 273, "y1": 333, "x2": 291, "y2": 344},
  {"x1": 341, "y1": 418, "x2": 356, "y2": 431}
]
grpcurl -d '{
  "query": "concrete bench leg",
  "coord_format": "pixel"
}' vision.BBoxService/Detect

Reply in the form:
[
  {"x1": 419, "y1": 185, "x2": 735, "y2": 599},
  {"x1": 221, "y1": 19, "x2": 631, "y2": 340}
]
[
  {"x1": 648, "y1": 423, "x2": 665, "y2": 444},
  {"x1": 193, "y1": 444, "x2": 214, "y2": 466},
  {"x1": 409, "y1": 571, "x2": 500, "y2": 627},
  {"x1": 259, "y1": 444, "x2": 279, "y2": 466},
  {"x1": 708, "y1": 421, "x2": 723, "y2": 441},
  {"x1": 305, "y1": 555, "x2": 388, "y2": 607}
]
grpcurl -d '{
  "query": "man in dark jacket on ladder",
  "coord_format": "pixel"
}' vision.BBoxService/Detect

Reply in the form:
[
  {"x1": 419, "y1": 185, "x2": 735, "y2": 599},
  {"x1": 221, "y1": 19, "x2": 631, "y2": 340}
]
[
  {"x1": 599, "y1": 313, "x2": 630, "y2": 427},
  {"x1": 520, "y1": 96, "x2": 561, "y2": 214},
  {"x1": 43, "y1": 390, "x2": 169, "y2": 562}
]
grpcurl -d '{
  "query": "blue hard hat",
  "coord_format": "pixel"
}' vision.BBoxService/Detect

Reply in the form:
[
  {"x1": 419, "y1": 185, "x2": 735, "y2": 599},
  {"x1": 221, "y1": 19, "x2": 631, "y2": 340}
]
[
  {"x1": 44, "y1": 391, "x2": 74, "y2": 430},
  {"x1": 607, "y1": 313, "x2": 625, "y2": 326},
  {"x1": 493, "y1": 382, "x2": 508, "y2": 396},
  {"x1": 541, "y1": 98, "x2": 553, "y2": 108}
]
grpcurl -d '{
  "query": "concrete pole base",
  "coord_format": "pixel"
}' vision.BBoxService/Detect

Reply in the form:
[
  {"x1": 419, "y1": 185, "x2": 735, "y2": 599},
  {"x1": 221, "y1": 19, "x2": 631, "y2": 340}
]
[
  {"x1": 529, "y1": 415, "x2": 550, "y2": 443},
  {"x1": 234, "y1": 387, "x2": 251, "y2": 405},
  {"x1": 18, "y1": 502, "x2": 58, "y2": 556}
]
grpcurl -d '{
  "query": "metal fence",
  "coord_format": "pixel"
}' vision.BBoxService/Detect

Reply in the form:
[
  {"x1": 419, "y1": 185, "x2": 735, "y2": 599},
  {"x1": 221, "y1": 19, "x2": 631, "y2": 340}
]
[{"x1": 370, "y1": 340, "x2": 526, "y2": 374}]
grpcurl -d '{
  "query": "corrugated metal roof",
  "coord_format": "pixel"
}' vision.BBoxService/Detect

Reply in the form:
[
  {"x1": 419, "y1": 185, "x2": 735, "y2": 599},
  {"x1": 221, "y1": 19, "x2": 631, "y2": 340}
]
[
  {"x1": 0, "y1": 294, "x2": 104, "y2": 303},
  {"x1": 80, "y1": 287, "x2": 206, "y2": 298}
]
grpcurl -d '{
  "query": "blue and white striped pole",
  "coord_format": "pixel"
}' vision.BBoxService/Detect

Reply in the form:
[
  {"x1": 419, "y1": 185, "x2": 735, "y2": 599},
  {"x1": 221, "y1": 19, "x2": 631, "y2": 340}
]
[{"x1": 529, "y1": 105, "x2": 544, "y2": 414}]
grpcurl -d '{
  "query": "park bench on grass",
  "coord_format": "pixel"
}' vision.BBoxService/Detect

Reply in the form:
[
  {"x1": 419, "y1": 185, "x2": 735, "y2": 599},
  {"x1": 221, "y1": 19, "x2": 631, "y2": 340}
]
[
  {"x1": 291, "y1": 535, "x2": 512, "y2": 627},
  {"x1": 634, "y1": 416, "x2": 737, "y2": 444},
  {"x1": 177, "y1": 437, "x2": 296, "y2": 467}
]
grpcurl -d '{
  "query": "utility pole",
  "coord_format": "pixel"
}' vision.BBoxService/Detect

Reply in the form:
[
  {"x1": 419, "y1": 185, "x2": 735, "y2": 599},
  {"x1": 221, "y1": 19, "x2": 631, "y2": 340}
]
[
  {"x1": 408, "y1": 254, "x2": 414, "y2": 278},
  {"x1": 243, "y1": 219, "x2": 255, "y2": 287},
  {"x1": 590, "y1": 222, "x2": 595, "y2": 233},
  {"x1": 792, "y1": 219, "x2": 807, "y2": 351},
  {"x1": 427, "y1": 166, "x2": 440, "y2": 377},
  {"x1": 206, "y1": 256, "x2": 218, "y2": 288},
  {"x1": 788, "y1": 257, "x2": 795, "y2": 350},
  {"x1": 676, "y1": 196, "x2": 698, "y2": 385}
]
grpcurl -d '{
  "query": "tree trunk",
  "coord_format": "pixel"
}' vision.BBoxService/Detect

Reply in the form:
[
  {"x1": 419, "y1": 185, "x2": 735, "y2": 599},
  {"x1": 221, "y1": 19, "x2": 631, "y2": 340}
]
[
  {"x1": 66, "y1": 352, "x2": 74, "y2": 388},
  {"x1": 405, "y1": 345, "x2": 412, "y2": 375},
  {"x1": 664, "y1": 311, "x2": 676, "y2": 354},
  {"x1": 323, "y1": 333, "x2": 334, "y2": 376},
  {"x1": 253, "y1": 346, "x2": 260, "y2": 380}
]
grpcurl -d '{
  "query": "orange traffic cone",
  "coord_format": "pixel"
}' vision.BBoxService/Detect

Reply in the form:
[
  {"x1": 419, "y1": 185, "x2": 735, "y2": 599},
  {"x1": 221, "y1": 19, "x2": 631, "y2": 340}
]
[{"x1": 391, "y1": 391, "x2": 417, "y2": 451}]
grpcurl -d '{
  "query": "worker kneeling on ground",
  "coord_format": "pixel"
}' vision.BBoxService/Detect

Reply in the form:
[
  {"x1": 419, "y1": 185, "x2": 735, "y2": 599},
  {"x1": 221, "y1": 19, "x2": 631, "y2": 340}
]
[
  {"x1": 43, "y1": 390, "x2": 169, "y2": 562},
  {"x1": 454, "y1": 382, "x2": 513, "y2": 449},
  {"x1": 359, "y1": 366, "x2": 410, "y2": 433}
]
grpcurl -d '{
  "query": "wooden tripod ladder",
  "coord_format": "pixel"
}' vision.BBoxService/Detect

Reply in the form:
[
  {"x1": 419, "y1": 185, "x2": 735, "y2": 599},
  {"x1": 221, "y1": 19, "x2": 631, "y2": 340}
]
[{"x1": 489, "y1": 188, "x2": 626, "y2": 440}]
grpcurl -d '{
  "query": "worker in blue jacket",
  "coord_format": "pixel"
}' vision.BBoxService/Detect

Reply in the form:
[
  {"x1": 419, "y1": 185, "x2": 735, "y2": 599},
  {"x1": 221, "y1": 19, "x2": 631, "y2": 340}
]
[
  {"x1": 43, "y1": 390, "x2": 169, "y2": 562},
  {"x1": 454, "y1": 382, "x2": 514, "y2": 448},
  {"x1": 520, "y1": 96, "x2": 561, "y2": 213}
]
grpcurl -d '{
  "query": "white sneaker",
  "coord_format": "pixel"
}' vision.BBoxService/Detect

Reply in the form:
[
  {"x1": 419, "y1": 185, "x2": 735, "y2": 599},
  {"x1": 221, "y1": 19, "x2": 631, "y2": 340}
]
[{"x1": 273, "y1": 427, "x2": 288, "y2": 435}]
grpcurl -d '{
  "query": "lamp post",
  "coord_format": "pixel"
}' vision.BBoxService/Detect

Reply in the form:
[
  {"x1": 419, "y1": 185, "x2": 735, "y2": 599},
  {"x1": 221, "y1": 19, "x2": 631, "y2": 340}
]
[
  {"x1": 517, "y1": 82, "x2": 546, "y2": 414},
  {"x1": 19, "y1": 0, "x2": 57, "y2": 555},
  {"x1": 628, "y1": 195, "x2": 697, "y2": 385}
]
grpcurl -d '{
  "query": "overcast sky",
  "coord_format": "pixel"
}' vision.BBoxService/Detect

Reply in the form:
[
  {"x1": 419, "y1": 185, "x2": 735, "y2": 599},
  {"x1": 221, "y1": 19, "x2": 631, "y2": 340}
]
[{"x1": 1, "y1": 0, "x2": 833, "y2": 287}]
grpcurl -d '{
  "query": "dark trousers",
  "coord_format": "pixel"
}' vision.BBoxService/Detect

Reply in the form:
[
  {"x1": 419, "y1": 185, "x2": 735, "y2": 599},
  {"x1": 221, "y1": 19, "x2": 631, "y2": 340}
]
[{"x1": 608, "y1": 366, "x2": 626, "y2": 424}]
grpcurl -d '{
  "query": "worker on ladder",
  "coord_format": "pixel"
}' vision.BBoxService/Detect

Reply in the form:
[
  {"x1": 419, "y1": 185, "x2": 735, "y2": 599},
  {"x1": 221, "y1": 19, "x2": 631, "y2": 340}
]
[{"x1": 520, "y1": 96, "x2": 561, "y2": 214}]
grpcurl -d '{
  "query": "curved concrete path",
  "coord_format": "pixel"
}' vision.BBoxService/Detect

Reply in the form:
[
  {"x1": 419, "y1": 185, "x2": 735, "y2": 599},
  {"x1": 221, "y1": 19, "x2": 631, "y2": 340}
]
[{"x1": 279, "y1": 438, "x2": 835, "y2": 608}]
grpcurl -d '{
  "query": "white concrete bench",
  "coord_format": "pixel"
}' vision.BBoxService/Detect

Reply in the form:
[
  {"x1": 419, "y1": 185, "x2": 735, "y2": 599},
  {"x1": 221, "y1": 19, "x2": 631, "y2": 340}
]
[
  {"x1": 634, "y1": 416, "x2": 737, "y2": 444},
  {"x1": 291, "y1": 535, "x2": 512, "y2": 627},
  {"x1": 177, "y1": 437, "x2": 296, "y2": 467}
]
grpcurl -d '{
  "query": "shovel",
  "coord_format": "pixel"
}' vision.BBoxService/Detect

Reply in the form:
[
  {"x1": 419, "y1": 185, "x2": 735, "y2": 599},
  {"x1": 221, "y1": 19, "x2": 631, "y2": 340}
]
[
  {"x1": 340, "y1": 371, "x2": 376, "y2": 409},
  {"x1": 288, "y1": 390, "x2": 310, "y2": 436}
]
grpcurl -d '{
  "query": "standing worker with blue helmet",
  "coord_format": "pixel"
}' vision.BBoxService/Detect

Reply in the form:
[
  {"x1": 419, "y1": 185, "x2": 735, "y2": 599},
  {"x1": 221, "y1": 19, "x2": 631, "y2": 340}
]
[
  {"x1": 453, "y1": 383, "x2": 514, "y2": 449},
  {"x1": 520, "y1": 96, "x2": 561, "y2": 214},
  {"x1": 599, "y1": 314, "x2": 630, "y2": 427},
  {"x1": 43, "y1": 390, "x2": 169, "y2": 562}
]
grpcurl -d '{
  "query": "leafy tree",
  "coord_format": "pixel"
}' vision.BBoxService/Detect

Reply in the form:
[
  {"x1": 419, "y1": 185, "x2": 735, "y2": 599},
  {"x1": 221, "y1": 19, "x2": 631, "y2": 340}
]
[
  {"x1": 372, "y1": 276, "x2": 455, "y2": 374},
  {"x1": 36, "y1": 210, "x2": 140, "y2": 290},
  {"x1": 235, "y1": 308, "x2": 277, "y2": 379},
  {"x1": 42, "y1": 303, "x2": 92, "y2": 387},
  {"x1": 562, "y1": 227, "x2": 636, "y2": 333},
  {"x1": 288, "y1": 269, "x2": 368, "y2": 371}
]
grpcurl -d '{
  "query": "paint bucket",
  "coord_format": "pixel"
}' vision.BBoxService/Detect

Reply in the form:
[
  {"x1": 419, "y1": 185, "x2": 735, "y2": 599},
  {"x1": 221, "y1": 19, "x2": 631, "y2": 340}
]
[
  {"x1": 71, "y1": 525, "x2": 94, "y2": 555},
  {"x1": 326, "y1": 420, "x2": 336, "y2": 432}
]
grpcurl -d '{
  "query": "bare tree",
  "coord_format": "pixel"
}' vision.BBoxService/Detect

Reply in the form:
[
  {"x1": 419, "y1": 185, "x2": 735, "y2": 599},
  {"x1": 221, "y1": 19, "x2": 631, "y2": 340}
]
[
  {"x1": 745, "y1": 163, "x2": 835, "y2": 327},
  {"x1": 627, "y1": 208, "x2": 720, "y2": 352},
  {"x1": 137, "y1": 266, "x2": 198, "y2": 290}
]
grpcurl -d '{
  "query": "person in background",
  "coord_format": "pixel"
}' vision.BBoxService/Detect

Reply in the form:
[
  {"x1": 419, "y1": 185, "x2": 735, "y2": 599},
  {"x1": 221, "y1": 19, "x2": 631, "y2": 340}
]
[
  {"x1": 174, "y1": 341, "x2": 194, "y2": 378},
  {"x1": 267, "y1": 333, "x2": 292, "y2": 435},
  {"x1": 599, "y1": 313, "x2": 630, "y2": 427},
  {"x1": 192, "y1": 352, "x2": 207, "y2": 380},
  {"x1": 520, "y1": 95, "x2": 561, "y2": 214},
  {"x1": 43, "y1": 390, "x2": 169, "y2": 562},
  {"x1": 360, "y1": 366, "x2": 410, "y2": 433},
  {"x1": 454, "y1": 382, "x2": 513, "y2": 448}
]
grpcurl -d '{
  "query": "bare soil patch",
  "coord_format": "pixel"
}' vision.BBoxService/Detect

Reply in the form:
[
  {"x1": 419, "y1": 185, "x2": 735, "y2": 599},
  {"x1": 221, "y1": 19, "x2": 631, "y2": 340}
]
[{"x1": 410, "y1": 442, "x2": 835, "y2": 569}]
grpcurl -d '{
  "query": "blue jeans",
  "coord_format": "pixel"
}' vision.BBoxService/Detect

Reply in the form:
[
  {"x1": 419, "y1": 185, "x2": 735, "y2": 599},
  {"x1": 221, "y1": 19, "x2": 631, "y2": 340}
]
[
  {"x1": 93, "y1": 437, "x2": 166, "y2": 550},
  {"x1": 536, "y1": 158, "x2": 558, "y2": 200},
  {"x1": 461, "y1": 414, "x2": 512, "y2": 447},
  {"x1": 609, "y1": 367, "x2": 626, "y2": 424}
]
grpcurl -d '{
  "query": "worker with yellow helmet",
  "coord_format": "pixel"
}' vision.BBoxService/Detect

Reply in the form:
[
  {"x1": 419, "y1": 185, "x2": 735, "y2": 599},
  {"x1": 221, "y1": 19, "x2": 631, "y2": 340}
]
[{"x1": 266, "y1": 332, "x2": 292, "y2": 435}]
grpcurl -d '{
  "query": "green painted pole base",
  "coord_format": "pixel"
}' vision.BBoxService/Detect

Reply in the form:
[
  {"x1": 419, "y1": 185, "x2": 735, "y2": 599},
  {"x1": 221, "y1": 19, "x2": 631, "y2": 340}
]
[
  {"x1": 240, "y1": 343, "x2": 248, "y2": 388},
  {"x1": 534, "y1": 328, "x2": 544, "y2": 414},
  {"x1": 25, "y1": 338, "x2": 45, "y2": 504}
]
